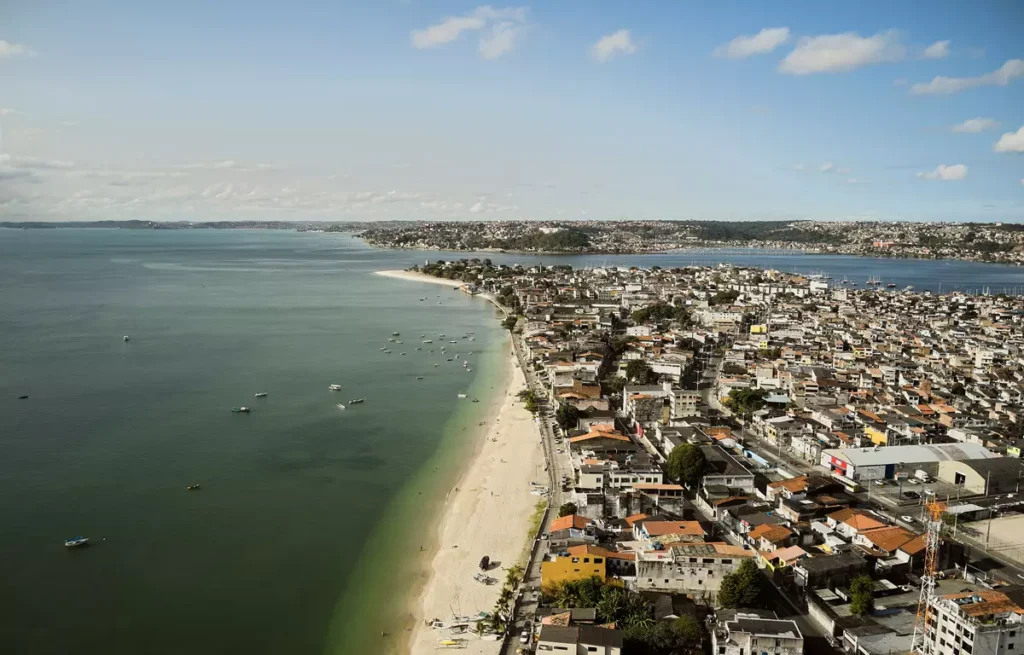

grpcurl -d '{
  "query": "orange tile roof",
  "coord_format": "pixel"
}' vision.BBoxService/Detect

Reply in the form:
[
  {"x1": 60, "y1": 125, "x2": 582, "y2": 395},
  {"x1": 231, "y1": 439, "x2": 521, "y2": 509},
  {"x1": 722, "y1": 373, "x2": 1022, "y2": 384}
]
[
  {"x1": 941, "y1": 590, "x2": 1024, "y2": 616},
  {"x1": 569, "y1": 425, "x2": 632, "y2": 444},
  {"x1": 641, "y1": 520, "x2": 705, "y2": 538},
  {"x1": 860, "y1": 526, "x2": 918, "y2": 553},
  {"x1": 768, "y1": 475, "x2": 809, "y2": 493},
  {"x1": 633, "y1": 483, "x2": 685, "y2": 492},
  {"x1": 749, "y1": 524, "x2": 794, "y2": 544},
  {"x1": 843, "y1": 513, "x2": 886, "y2": 532},
  {"x1": 548, "y1": 514, "x2": 593, "y2": 532},
  {"x1": 567, "y1": 544, "x2": 636, "y2": 561},
  {"x1": 624, "y1": 513, "x2": 648, "y2": 527}
]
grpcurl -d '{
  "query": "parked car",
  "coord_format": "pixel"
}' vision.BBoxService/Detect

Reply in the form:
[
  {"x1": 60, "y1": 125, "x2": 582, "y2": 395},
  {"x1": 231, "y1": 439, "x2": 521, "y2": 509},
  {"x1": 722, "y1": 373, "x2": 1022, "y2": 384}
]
[
  {"x1": 903, "y1": 491, "x2": 921, "y2": 499},
  {"x1": 520, "y1": 627, "x2": 531, "y2": 644},
  {"x1": 901, "y1": 515, "x2": 916, "y2": 523}
]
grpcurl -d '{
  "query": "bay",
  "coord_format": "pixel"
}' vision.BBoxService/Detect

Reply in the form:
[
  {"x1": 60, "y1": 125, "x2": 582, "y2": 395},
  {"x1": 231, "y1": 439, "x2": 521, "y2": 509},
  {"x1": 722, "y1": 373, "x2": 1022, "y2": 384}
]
[{"x1": 3, "y1": 229, "x2": 1024, "y2": 655}]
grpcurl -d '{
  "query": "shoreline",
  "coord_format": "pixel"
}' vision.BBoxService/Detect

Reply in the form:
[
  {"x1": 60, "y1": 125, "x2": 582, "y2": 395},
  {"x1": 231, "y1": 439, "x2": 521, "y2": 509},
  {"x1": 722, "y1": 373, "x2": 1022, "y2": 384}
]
[
  {"x1": 406, "y1": 349, "x2": 541, "y2": 654},
  {"x1": 375, "y1": 268, "x2": 542, "y2": 654}
]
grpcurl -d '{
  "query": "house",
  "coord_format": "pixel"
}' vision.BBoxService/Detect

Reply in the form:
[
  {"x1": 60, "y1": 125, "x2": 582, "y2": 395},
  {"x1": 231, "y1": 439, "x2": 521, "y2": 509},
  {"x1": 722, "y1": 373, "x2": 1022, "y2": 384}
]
[
  {"x1": 568, "y1": 425, "x2": 639, "y2": 458},
  {"x1": 747, "y1": 523, "x2": 795, "y2": 552},
  {"x1": 566, "y1": 544, "x2": 637, "y2": 577},
  {"x1": 826, "y1": 509, "x2": 886, "y2": 539},
  {"x1": 536, "y1": 625, "x2": 623, "y2": 654},
  {"x1": 632, "y1": 519, "x2": 705, "y2": 543},
  {"x1": 634, "y1": 542, "x2": 755, "y2": 602},
  {"x1": 924, "y1": 589, "x2": 1024, "y2": 655},
  {"x1": 792, "y1": 551, "x2": 870, "y2": 589},
  {"x1": 760, "y1": 545, "x2": 810, "y2": 572},
  {"x1": 541, "y1": 551, "x2": 607, "y2": 587},
  {"x1": 712, "y1": 610, "x2": 804, "y2": 655}
]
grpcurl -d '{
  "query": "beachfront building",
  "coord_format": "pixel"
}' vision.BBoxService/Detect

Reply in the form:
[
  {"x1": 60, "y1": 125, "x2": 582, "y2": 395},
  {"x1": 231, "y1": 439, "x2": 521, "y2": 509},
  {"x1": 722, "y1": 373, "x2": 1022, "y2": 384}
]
[
  {"x1": 712, "y1": 610, "x2": 804, "y2": 655},
  {"x1": 541, "y1": 551, "x2": 606, "y2": 588},
  {"x1": 634, "y1": 542, "x2": 754, "y2": 603},
  {"x1": 536, "y1": 624, "x2": 623, "y2": 654}
]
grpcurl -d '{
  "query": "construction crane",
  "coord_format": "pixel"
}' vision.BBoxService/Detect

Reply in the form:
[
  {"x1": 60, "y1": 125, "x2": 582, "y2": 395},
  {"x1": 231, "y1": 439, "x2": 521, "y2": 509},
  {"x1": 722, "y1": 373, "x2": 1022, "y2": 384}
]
[{"x1": 910, "y1": 497, "x2": 947, "y2": 655}]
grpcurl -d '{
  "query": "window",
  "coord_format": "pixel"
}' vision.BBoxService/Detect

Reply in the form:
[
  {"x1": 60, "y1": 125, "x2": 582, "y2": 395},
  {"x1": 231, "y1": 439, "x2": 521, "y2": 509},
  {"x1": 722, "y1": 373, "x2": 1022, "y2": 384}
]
[
  {"x1": 571, "y1": 557, "x2": 579, "y2": 563},
  {"x1": 690, "y1": 557, "x2": 698, "y2": 563},
  {"x1": 722, "y1": 559, "x2": 733, "y2": 564},
  {"x1": 703, "y1": 558, "x2": 714, "y2": 564},
  {"x1": 587, "y1": 648, "x2": 597, "y2": 653},
  {"x1": 583, "y1": 558, "x2": 590, "y2": 563}
]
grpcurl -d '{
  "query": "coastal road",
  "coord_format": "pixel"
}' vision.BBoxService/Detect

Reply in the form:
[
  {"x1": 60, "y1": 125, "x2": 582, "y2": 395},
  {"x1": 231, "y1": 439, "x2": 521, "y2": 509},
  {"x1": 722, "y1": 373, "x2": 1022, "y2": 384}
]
[{"x1": 500, "y1": 333, "x2": 563, "y2": 654}]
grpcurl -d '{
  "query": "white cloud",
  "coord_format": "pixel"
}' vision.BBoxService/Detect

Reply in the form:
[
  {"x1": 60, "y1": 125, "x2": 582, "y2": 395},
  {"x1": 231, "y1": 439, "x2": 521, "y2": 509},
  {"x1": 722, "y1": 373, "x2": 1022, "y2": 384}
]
[
  {"x1": 8, "y1": 156, "x2": 75, "y2": 170},
  {"x1": 911, "y1": 59, "x2": 1024, "y2": 95},
  {"x1": 411, "y1": 6, "x2": 528, "y2": 59},
  {"x1": 590, "y1": 29, "x2": 637, "y2": 62},
  {"x1": 951, "y1": 117, "x2": 1000, "y2": 133},
  {"x1": 916, "y1": 164, "x2": 968, "y2": 181},
  {"x1": 180, "y1": 160, "x2": 276, "y2": 172},
  {"x1": 0, "y1": 40, "x2": 34, "y2": 58},
  {"x1": 922, "y1": 40, "x2": 951, "y2": 59},
  {"x1": 714, "y1": 27, "x2": 790, "y2": 59},
  {"x1": 779, "y1": 30, "x2": 905, "y2": 75},
  {"x1": 994, "y1": 126, "x2": 1024, "y2": 153},
  {"x1": 479, "y1": 21, "x2": 527, "y2": 59}
]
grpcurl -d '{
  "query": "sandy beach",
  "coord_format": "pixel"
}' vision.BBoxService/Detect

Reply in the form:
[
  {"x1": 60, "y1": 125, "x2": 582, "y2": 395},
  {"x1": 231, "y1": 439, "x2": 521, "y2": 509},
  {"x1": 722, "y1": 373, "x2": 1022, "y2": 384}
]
[
  {"x1": 376, "y1": 269, "x2": 467, "y2": 289},
  {"x1": 406, "y1": 352, "x2": 543, "y2": 654}
]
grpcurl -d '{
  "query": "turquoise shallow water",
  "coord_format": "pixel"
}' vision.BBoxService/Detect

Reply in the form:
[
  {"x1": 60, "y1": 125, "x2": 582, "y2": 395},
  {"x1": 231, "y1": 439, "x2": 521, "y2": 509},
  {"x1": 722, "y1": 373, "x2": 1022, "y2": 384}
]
[{"x1": 5, "y1": 230, "x2": 1024, "y2": 654}]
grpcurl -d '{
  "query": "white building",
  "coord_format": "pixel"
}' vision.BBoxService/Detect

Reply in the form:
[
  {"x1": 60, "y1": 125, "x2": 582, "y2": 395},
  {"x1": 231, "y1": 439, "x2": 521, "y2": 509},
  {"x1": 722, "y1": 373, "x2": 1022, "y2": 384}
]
[
  {"x1": 923, "y1": 589, "x2": 1024, "y2": 655},
  {"x1": 536, "y1": 625, "x2": 622, "y2": 654},
  {"x1": 634, "y1": 542, "x2": 754, "y2": 602},
  {"x1": 713, "y1": 610, "x2": 804, "y2": 655}
]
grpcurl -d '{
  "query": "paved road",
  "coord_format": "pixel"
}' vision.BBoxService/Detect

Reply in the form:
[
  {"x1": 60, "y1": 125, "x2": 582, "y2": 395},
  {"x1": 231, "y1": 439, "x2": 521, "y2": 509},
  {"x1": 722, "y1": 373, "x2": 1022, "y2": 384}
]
[{"x1": 500, "y1": 334, "x2": 566, "y2": 654}]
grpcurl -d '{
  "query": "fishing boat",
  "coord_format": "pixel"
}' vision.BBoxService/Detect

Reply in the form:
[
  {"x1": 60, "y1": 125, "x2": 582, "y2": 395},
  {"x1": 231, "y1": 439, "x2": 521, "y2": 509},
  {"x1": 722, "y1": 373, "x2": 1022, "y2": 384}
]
[
  {"x1": 416, "y1": 376, "x2": 424, "y2": 380},
  {"x1": 232, "y1": 407, "x2": 251, "y2": 413},
  {"x1": 392, "y1": 332, "x2": 400, "y2": 336},
  {"x1": 466, "y1": 368, "x2": 472, "y2": 372},
  {"x1": 336, "y1": 403, "x2": 346, "y2": 410},
  {"x1": 328, "y1": 384, "x2": 343, "y2": 391},
  {"x1": 186, "y1": 484, "x2": 201, "y2": 491},
  {"x1": 123, "y1": 335, "x2": 130, "y2": 342},
  {"x1": 254, "y1": 392, "x2": 268, "y2": 398},
  {"x1": 457, "y1": 393, "x2": 468, "y2": 398},
  {"x1": 472, "y1": 398, "x2": 480, "y2": 403},
  {"x1": 65, "y1": 536, "x2": 89, "y2": 548},
  {"x1": 423, "y1": 339, "x2": 433, "y2": 343},
  {"x1": 348, "y1": 398, "x2": 365, "y2": 404}
]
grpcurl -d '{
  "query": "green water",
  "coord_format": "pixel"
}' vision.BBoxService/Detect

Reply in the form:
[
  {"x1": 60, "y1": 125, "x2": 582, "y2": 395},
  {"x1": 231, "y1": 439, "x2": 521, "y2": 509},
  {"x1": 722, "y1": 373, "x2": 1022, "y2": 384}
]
[{"x1": 0, "y1": 229, "x2": 507, "y2": 654}]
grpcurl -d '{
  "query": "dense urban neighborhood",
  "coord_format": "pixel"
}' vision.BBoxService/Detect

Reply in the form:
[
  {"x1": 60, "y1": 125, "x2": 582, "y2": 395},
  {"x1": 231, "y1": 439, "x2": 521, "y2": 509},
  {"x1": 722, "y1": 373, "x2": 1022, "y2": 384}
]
[
  {"x1": 419, "y1": 258, "x2": 1024, "y2": 655},
  {"x1": 363, "y1": 220, "x2": 1024, "y2": 264}
]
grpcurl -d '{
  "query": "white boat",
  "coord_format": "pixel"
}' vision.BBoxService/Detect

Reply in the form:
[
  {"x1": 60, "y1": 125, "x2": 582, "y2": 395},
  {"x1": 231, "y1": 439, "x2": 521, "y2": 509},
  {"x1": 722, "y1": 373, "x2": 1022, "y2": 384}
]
[
  {"x1": 254, "y1": 392, "x2": 268, "y2": 398},
  {"x1": 336, "y1": 403, "x2": 346, "y2": 410},
  {"x1": 457, "y1": 393, "x2": 468, "y2": 398},
  {"x1": 122, "y1": 335, "x2": 130, "y2": 342},
  {"x1": 349, "y1": 398, "x2": 365, "y2": 404},
  {"x1": 392, "y1": 332, "x2": 400, "y2": 336},
  {"x1": 328, "y1": 384, "x2": 343, "y2": 391},
  {"x1": 466, "y1": 368, "x2": 472, "y2": 372},
  {"x1": 65, "y1": 536, "x2": 89, "y2": 548},
  {"x1": 423, "y1": 339, "x2": 433, "y2": 343}
]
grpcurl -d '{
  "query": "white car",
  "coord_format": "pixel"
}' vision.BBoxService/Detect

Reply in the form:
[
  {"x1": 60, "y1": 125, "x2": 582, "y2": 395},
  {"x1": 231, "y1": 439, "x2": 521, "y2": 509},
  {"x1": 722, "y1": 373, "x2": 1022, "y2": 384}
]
[
  {"x1": 520, "y1": 628, "x2": 531, "y2": 644},
  {"x1": 901, "y1": 515, "x2": 916, "y2": 523}
]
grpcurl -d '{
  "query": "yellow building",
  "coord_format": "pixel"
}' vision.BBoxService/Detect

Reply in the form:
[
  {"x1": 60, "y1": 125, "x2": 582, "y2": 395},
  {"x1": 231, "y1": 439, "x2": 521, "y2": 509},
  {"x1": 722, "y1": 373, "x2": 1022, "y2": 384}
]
[
  {"x1": 750, "y1": 324, "x2": 768, "y2": 335},
  {"x1": 865, "y1": 425, "x2": 887, "y2": 446},
  {"x1": 541, "y1": 552, "x2": 606, "y2": 587}
]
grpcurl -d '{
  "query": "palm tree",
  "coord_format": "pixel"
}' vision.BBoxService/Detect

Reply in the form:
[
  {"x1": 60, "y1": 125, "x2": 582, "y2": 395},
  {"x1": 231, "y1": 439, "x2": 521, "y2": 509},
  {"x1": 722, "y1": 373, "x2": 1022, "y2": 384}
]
[{"x1": 505, "y1": 565, "x2": 524, "y2": 588}]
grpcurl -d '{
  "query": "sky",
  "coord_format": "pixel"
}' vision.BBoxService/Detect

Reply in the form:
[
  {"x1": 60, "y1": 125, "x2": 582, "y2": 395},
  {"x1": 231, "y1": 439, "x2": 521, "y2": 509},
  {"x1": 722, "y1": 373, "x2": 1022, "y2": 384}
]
[{"x1": 1, "y1": 0, "x2": 1022, "y2": 223}]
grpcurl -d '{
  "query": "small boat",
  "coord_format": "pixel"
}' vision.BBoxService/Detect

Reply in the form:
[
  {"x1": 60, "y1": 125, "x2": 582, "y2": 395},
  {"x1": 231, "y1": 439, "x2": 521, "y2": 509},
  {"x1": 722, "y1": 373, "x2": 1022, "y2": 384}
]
[
  {"x1": 401, "y1": 352, "x2": 407, "y2": 355},
  {"x1": 349, "y1": 398, "x2": 365, "y2": 404},
  {"x1": 388, "y1": 338, "x2": 396, "y2": 342},
  {"x1": 123, "y1": 335, "x2": 130, "y2": 342},
  {"x1": 396, "y1": 341, "x2": 403, "y2": 344},
  {"x1": 434, "y1": 364, "x2": 439, "y2": 367},
  {"x1": 417, "y1": 376, "x2": 424, "y2": 380},
  {"x1": 423, "y1": 339, "x2": 433, "y2": 343},
  {"x1": 419, "y1": 297, "x2": 426, "y2": 301},
  {"x1": 439, "y1": 334, "x2": 446, "y2": 338},
  {"x1": 392, "y1": 332, "x2": 400, "y2": 336},
  {"x1": 887, "y1": 283, "x2": 896, "y2": 288},
  {"x1": 472, "y1": 398, "x2": 480, "y2": 403},
  {"x1": 447, "y1": 358, "x2": 454, "y2": 362},
  {"x1": 328, "y1": 384, "x2": 343, "y2": 391},
  {"x1": 18, "y1": 395, "x2": 28, "y2": 400},
  {"x1": 466, "y1": 368, "x2": 472, "y2": 372},
  {"x1": 905, "y1": 285, "x2": 914, "y2": 291},
  {"x1": 457, "y1": 393, "x2": 468, "y2": 398},
  {"x1": 379, "y1": 347, "x2": 387, "y2": 351},
  {"x1": 65, "y1": 536, "x2": 89, "y2": 548},
  {"x1": 450, "y1": 340, "x2": 457, "y2": 344},
  {"x1": 336, "y1": 403, "x2": 346, "y2": 410},
  {"x1": 186, "y1": 484, "x2": 201, "y2": 491},
  {"x1": 254, "y1": 392, "x2": 268, "y2": 398},
  {"x1": 232, "y1": 407, "x2": 251, "y2": 413}
]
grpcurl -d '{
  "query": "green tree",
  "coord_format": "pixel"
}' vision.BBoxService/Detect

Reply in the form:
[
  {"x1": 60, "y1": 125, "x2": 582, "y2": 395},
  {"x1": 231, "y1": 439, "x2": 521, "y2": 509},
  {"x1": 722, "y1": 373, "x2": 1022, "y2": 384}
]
[
  {"x1": 850, "y1": 575, "x2": 875, "y2": 616},
  {"x1": 626, "y1": 359, "x2": 653, "y2": 383},
  {"x1": 665, "y1": 443, "x2": 707, "y2": 487},
  {"x1": 726, "y1": 388, "x2": 769, "y2": 416},
  {"x1": 718, "y1": 559, "x2": 762, "y2": 609},
  {"x1": 555, "y1": 404, "x2": 581, "y2": 431},
  {"x1": 501, "y1": 315, "x2": 519, "y2": 331},
  {"x1": 558, "y1": 502, "x2": 578, "y2": 517}
]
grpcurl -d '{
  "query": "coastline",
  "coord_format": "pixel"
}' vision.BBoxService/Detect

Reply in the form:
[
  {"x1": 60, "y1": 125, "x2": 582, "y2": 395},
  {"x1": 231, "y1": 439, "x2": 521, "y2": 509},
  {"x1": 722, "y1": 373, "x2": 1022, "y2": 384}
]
[
  {"x1": 407, "y1": 349, "x2": 542, "y2": 654},
  {"x1": 373, "y1": 268, "x2": 541, "y2": 654},
  {"x1": 375, "y1": 269, "x2": 467, "y2": 288}
]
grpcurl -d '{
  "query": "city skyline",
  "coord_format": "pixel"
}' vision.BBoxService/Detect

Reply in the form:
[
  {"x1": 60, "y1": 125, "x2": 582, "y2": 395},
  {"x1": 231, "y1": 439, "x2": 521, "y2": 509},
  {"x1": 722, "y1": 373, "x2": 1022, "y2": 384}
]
[{"x1": 1, "y1": 0, "x2": 1022, "y2": 222}]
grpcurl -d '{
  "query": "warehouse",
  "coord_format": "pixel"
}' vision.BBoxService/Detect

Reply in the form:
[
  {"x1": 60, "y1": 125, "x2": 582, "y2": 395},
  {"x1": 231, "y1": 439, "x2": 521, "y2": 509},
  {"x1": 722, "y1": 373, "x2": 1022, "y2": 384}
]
[{"x1": 820, "y1": 443, "x2": 997, "y2": 482}]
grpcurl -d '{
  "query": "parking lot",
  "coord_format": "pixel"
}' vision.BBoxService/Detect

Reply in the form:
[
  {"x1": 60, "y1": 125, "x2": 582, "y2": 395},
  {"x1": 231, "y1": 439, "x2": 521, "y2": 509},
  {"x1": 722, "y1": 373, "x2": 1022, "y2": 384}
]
[{"x1": 863, "y1": 476, "x2": 972, "y2": 511}]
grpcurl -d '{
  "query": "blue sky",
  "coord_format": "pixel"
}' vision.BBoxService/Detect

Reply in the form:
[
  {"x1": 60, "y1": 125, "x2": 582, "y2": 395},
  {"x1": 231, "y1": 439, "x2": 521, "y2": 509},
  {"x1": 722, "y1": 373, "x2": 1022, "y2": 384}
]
[{"x1": 1, "y1": 0, "x2": 1022, "y2": 222}]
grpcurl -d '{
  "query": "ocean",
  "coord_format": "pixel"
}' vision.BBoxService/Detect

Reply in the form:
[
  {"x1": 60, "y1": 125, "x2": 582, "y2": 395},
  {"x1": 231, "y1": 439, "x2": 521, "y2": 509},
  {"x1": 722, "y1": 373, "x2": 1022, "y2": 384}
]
[{"x1": 4, "y1": 229, "x2": 1024, "y2": 655}]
